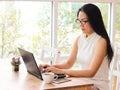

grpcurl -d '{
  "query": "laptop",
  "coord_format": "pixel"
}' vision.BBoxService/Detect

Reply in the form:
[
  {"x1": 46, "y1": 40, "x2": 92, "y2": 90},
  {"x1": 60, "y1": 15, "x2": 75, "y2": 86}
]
[
  {"x1": 18, "y1": 48, "x2": 43, "y2": 80},
  {"x1": 18, "y1": 48, "x2": 68, "y2": 82}
]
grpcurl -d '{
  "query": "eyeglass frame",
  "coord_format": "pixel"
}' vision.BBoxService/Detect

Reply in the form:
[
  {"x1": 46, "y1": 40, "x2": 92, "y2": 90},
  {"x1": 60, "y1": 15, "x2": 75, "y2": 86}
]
[{"x1": 75, "y1": 18, "x2": 89, "y2": 25}]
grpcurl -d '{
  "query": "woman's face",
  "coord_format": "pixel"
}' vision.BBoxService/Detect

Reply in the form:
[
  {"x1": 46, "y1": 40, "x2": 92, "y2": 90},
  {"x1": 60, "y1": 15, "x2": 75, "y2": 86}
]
[{"x1": 77, "y1": 11, "x2": 94, "y2": 36}]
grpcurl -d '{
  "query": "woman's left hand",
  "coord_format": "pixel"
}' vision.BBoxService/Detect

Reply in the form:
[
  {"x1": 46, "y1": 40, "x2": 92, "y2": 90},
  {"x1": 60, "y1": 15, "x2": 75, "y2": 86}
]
[{"x1": 45, "y1": 66, "x2": 64, "y2": 74}]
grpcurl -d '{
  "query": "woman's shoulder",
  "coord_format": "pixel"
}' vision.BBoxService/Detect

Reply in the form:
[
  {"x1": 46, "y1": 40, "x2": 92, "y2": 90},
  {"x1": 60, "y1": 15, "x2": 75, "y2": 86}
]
[
  {"x1": 72, "y1": 35, "x2": 81, "y2": 46},
  {"x1": 75, "y1": 35, "x2": 81, "y2": 42},
  {"x1": 98, "y1": 37, "x2": 107, "y2": 44},
  {"x1": 94, "y1": 33, "x2": 107, "y2": 44},
  {"x1": 76, "y1": 33, "x2": 84, "y2": 40},
  {"x1": 96, "y1": 37, "x2": 107, "y2": 50}
]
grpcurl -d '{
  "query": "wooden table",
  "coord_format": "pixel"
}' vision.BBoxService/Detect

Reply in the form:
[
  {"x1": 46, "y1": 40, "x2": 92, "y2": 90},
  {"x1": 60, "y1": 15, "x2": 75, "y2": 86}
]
[
  {"x1": 113, "y1": 70, "x2": 120, "y2": 90},
  {"x1": 0, "y1": 59, "x2": 93, "y2": 90}
]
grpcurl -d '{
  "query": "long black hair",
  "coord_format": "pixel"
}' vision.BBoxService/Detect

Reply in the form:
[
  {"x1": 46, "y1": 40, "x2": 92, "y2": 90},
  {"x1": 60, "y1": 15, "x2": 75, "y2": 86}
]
[{"x1": 77, "y1": 3, "x2": 113, "y2": 64}]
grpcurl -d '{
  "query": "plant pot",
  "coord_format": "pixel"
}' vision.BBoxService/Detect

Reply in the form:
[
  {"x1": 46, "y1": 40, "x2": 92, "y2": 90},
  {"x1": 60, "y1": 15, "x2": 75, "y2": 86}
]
[{"x1": 13, "y1": 65, "x2": 19, "y2": 72}]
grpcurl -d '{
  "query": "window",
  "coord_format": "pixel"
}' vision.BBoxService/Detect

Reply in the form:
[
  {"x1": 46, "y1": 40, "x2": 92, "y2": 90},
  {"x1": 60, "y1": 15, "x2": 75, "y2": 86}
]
[
  {"x1": 0, "y1": 0, "x2": 118, "y2": 60},
  {"x1": 0, "y1": 1, "x2": 51, "y2": 58}
]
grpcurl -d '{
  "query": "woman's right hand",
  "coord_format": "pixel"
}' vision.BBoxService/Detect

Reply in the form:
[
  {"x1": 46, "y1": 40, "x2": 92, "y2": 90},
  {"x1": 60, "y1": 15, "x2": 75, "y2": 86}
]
[{"x1": 39, "y1": 64, "x2": 50, "y2": 71}]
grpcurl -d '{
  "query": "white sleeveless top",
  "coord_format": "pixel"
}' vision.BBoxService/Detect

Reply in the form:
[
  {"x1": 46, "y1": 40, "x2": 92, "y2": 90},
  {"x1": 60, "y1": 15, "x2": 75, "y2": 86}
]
[{"x1": 77, "y1": 32, "x2": 109, "y2": 90}]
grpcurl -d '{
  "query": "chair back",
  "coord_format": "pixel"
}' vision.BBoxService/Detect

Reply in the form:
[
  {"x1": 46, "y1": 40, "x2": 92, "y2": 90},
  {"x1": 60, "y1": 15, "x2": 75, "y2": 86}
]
[{"x1": 40, "y1": 46, "x2": 60, "y2": 65}]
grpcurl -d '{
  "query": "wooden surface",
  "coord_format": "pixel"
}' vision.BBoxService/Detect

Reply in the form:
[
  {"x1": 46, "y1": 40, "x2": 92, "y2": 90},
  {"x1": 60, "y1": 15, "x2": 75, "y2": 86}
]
[
  {"x1": 0, "y1": 59, "x2": 93, "y2": 90},
  {"x1": 113, "y1": 70, "x2": 120, "y2": 90}
]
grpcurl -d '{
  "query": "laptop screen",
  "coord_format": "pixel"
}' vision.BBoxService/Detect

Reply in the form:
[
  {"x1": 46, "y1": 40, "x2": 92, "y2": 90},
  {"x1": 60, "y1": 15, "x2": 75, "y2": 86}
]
[{"x1": 18, "y1": 48, "x2": 43, "y2": 80}]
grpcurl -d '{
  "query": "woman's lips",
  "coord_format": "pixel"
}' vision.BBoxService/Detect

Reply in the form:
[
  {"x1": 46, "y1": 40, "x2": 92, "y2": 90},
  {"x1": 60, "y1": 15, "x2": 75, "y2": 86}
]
[{"x1": 81, "y1": 28, "x2": 85, "y2": 31}]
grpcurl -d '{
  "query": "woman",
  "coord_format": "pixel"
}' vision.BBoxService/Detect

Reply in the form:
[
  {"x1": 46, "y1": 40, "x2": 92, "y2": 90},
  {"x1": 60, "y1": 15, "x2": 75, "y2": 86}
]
[{"x1": 39, "y1": 3, "x2": 113, "y2": 90}]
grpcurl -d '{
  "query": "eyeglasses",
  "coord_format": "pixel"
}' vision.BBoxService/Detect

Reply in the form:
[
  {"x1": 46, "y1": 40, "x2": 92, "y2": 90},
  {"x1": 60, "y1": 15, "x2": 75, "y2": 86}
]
[{"x1": 75, "y1": 18, "x2": 89, "y2": 25}]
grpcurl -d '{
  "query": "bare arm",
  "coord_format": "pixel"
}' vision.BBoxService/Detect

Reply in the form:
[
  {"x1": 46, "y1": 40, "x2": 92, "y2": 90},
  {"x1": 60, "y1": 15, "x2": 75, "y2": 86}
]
[
  {"x1": 61, "y1": 37, "x2": 107, "y2": 77},
  {"x1": 52, "y1": 36, "x2": 80, "y2": 69},
  {"x1": 46, "y1": 37, "x2": 107, "y2": 77}
]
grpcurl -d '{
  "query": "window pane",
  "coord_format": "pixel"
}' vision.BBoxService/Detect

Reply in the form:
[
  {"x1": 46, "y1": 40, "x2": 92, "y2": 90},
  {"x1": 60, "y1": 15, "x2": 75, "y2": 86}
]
[
  {"x1": 0, "y1": 1, "x2": 51, "y2": 58},
  {"x1": 115, "y1": 4, "x2": 120, "y2": 52},
  {"x1": 58, "y1": 2, "x2": 109, "y2": 55}
]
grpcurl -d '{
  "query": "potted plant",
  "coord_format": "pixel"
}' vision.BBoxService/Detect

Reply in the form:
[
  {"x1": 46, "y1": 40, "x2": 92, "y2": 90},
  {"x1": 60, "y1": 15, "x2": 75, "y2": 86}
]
[{"x1": 11, "y1": 57, "x2": 21, "y2": 72}]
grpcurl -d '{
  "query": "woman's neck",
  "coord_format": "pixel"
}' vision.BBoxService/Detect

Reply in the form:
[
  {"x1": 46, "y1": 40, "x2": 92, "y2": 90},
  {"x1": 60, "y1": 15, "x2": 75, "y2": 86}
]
[{"x1": 85, "y1": 31, "x2": 95, "y2": 38}]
